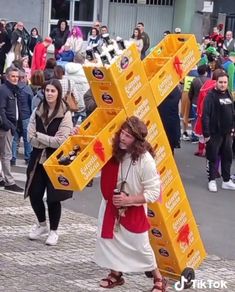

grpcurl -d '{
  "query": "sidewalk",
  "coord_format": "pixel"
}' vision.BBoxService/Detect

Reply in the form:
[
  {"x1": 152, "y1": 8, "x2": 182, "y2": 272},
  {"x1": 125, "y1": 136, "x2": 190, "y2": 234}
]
[{"x1": 0, "y1": 191, "x2": 234, "y2": 292}]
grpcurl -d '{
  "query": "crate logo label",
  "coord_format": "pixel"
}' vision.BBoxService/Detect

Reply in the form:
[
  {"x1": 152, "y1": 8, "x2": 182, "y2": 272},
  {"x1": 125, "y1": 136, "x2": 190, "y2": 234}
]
[
  {"x1": 120, "y1": 56, "x2": 129, "y2": 69},
  {"x1": 152, "y1": 228, "x2": 162, "y2": 238},
  {"x1": 182, "y1": 50, "x2": 196, "y2": 72},
  {"x1": 133, "y1": 98, "x2": 151, "y2": 120},
  {"x1": 159, "y1": 248, "x2": 169, "y2": 257},
  {"x1": 186, "y1": 250, "x2": 201, "y2": 268},
  {"x1": 58, "y1": 175, "x2": 69, "y2": 186},
  {"x1": 125, "y1": 75, "x2": 142, "y2": 98},
  {"x1": 158, "y1": 74, "x2": 174, "y2": 97},
  {"x1": 147, "y1": 208, "x2": 155, "y2": 217},
  {"x1": 102, "y1": 93, "x2": 113, "y2": 104},
  {"x1": 92, "y1": 68, "x2": 104, "y2": 80},
  {"x1": 80, "y1": 155, "x2": 100, "y2": 180},
  {"x1": 155, "y1": 145, "x2": 167, "y2": 166},
  {"x1": 165, "y1": 189, "x2": 181, "y2": 213}
]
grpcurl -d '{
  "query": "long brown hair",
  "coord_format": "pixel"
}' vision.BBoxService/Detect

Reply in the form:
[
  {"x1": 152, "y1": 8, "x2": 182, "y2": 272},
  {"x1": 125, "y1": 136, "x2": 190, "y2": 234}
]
[
  {"x1": 41, "y1": 79, "x2": 63, "y2": 125},
  {"x1": 112, "y1": 116, "x2": 155, "y2": 163}
]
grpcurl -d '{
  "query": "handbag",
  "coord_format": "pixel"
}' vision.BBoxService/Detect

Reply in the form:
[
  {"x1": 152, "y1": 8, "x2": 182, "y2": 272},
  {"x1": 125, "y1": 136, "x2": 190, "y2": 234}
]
[{"x1": 64, "y1": 80, "x2": 79, "y2": 112}]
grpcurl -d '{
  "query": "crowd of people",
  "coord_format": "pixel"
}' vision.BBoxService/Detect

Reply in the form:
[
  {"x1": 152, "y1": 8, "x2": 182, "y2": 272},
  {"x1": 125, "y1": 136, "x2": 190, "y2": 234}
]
[
  {"x1": 0, "y1": 17, "x2": 235, "y2": 290},
  {"x1": 163, "y1": 24, "x2": 235, "y2": 193}
]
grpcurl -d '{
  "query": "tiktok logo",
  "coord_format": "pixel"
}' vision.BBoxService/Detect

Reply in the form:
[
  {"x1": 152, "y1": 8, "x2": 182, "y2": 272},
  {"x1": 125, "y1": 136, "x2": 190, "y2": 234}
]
[
  {"x1": 174, "y1": 276, "x2": 187, "y2": 291},
  {"x1": 174, "y1": 276, "x2": 228, "y2": 291}
]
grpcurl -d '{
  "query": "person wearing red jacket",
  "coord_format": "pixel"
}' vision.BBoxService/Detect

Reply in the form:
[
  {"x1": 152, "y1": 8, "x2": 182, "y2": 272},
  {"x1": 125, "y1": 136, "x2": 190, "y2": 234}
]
[
  {"x1": 210, "y1": 25, "x2": 224, "y2": 53},
  {"x1": 31, "y1": 37, "x2": 52, "y2": 73}
]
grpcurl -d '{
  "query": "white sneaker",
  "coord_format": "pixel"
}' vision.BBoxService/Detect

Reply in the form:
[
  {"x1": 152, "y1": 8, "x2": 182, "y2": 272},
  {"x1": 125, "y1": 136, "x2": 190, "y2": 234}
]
[
  {"x1": 29, "y1": 224, "x2": 48, "y2": 240},
  {"x1": 230, "y1": 174, "x2": 235, "y2": 181},
  {"x1": 45, "y1": 230, "x2": 59, "y2": 246},
  {"x1": 208, "y1": 180, "x2": 217, "y2": 192},
  {"x1": 222, "y1": 179, "x2": 235, "y2": 190}
]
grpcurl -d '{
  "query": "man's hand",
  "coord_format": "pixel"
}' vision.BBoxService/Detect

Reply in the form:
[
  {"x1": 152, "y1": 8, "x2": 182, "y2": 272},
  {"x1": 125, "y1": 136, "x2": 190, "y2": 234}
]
[{"x1": 113, "y1": 192, "x2": 130, "y2": 208}]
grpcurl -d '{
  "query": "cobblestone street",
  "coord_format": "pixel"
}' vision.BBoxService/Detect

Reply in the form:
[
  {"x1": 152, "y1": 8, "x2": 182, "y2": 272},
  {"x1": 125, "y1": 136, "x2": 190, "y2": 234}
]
[{"x1": 0, "y1": 191, "x2": 235, "y2": 292}]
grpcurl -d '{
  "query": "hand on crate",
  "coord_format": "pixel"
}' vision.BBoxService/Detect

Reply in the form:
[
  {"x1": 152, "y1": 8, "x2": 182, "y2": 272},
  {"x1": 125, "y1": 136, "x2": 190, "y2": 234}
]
[{"x1": 70, "y1": 126, "x2": 80, "y2": 136}]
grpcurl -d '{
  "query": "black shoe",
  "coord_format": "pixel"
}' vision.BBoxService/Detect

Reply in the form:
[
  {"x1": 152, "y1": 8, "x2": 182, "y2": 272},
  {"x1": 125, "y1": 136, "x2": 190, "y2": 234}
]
[
  {"x1": 182, "y1": 131, "x2": 190, "y2": 141},
  {"x1": 0, "y1": 180, "x2": 5, "y2": 188},
  {"x1": 4, "y1": 184, "x2": 24, "y2": 194},
  {"x1": 10, "y1": 160, "x2": 16, "y2": 166},
  {"x1": 86, "y1": 179, "x2": 93, "y2": 187},
  {"x1": 191, "y1": 136, "x2": 199, "y2": 144},
  {"x1": 25, "y1": 159, "x2": 29, "y2": 165}
]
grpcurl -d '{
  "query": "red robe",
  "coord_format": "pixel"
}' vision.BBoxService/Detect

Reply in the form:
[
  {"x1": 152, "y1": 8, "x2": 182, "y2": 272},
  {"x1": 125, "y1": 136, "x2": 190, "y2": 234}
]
[
  {"x1": 31, "y1": 43, "x2": 47, "y2": 73},
  {"x1": 194, "y1": 79, "x2": 216, "y2": 136},
  {"x1": 100, "y1": 157, "x2": 150, "y2": 239}
]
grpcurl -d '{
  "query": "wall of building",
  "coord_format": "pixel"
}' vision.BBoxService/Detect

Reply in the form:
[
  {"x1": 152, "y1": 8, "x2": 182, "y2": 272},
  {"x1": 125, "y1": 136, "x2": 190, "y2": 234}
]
[
  {"x1": 213, "y1": 0, "x2": 235, "y2": 15},
  {"x1": 0, "y1": 0, "x2": 43, "y2": 34},
  {"x1": 173, "y1": 0, "x2": 207, "y2": 41}
]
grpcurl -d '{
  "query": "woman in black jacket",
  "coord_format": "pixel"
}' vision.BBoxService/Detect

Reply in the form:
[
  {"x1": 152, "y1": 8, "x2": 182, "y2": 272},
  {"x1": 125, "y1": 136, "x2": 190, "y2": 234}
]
[
  {"x1": 25, "y1": 79, "x2": 73, "y2": 246},
  {"x1": 50, "y1": 19, "x2": 69, "y2": 58}
]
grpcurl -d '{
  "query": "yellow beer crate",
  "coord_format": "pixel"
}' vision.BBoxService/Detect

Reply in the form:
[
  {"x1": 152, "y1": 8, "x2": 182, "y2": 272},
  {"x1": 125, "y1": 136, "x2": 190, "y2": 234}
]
[
  {"x1": 157, "y1": 198, "x2": 195, "y2": 237},
  {"x1": 148, "y1": 175, "x2": 187, "y2": 222},
  {"x1": 89, "y1": 59, "x2": 148, "y2": 108},
  {"x1": 151, "y1": 238, "x2": 206, "y2": 277},
  {"x1": 151, "y1": 133, "x2": 172, "y2": 164},
  {"x1": 124, "y1": 83, "x2": 157, "y2": 119},
  {"x1": 83, "y1": 43, "x2": 140, "y2": 82},
  {"x1": 158, "y1": 155, "x2": 179, "y2": 192},
  {"x1": 150, "y1": 217, "x2": 202, "y2": 261},
  {"x1": 178, "y1": 239, "x2": 206, "y2": 271},
  {"x1": 138, "y1": 109, "x2": 164, "y2": 145},
  {"x1": 44, "y1": 108, "x2": 127, "y2": 191},
  {"x1": 143, "y1": 34, "x2": 201, "y2": 106}
]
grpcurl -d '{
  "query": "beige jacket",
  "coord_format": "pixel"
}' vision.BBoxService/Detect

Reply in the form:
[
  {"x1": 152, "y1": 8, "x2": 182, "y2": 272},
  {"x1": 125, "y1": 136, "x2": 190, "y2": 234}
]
[{"x1": 27, "y1": 102, "x2": 73, "y2": 163}]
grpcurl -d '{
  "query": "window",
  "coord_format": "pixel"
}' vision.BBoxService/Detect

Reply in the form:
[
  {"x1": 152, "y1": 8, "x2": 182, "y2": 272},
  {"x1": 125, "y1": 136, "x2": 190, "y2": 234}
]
[
  {"x1": 74, "y1": 0, "x2": 94, "y2": 21},
  {"x1": 48, "y1": 0, "x2": 98, "y2": 37},
  {"x1": 110, "y1": 0, "x2": 174, "y2": 4},
  {"x1": 51, "y1": 0, "x2": 70, "y2": 19}
]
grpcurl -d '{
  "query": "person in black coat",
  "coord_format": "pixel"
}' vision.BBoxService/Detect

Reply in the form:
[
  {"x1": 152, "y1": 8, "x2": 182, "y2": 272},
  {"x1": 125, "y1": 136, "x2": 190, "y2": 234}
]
[
  {"x1": 50, "y1": 19, "x2": 69, "y2": 58},
  {"x1": 11, "y1": 22, "x2": 29, "y2": 60},
  {"x1": 0, "y1": 66, "x2": 24, "y2": 193},
  {"x1": 27, "y1": 27, "x2": 42, "y2": 66},
  {"x1": 158, "y1": 86, "x2": 181, "y2": 155}
]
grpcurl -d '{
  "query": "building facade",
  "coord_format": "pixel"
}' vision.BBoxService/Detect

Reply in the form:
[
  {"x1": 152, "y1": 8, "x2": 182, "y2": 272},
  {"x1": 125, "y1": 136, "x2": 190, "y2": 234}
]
[{"x1": 1, "y1": 0, "x2": 234, "y2": 48}]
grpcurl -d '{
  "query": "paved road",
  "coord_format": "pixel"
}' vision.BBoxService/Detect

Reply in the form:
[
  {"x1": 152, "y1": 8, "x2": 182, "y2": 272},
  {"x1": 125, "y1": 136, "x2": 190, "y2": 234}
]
[
  {"x1": 4, "y1": 140, "x2": 234, "y2": 292},
  {"x1": 1, "y1": 190, "x2": 235, "y2": 291}
]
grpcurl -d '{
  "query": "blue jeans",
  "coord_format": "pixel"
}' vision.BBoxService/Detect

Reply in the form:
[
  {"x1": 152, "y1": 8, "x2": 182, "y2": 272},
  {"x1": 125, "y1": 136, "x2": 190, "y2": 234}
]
[{"x1": 12, "y1": 118, "x2": 32, "y2": 161}]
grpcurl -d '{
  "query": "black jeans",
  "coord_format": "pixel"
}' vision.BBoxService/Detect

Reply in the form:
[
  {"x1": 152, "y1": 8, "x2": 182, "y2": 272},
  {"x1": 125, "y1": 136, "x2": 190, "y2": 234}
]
[
  {"x1": 29, "y1": 164, "x2": 62, "y2": 230},
  {"x1": 206, "y1": 133, "x2": 233, "y2": 182}
]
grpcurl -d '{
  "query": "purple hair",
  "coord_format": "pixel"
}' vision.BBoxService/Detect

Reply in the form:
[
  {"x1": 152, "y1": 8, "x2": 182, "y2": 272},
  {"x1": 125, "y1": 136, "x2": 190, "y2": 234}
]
[{"x1": 69, "y1": 26, "x2": 83, "y2": 39}]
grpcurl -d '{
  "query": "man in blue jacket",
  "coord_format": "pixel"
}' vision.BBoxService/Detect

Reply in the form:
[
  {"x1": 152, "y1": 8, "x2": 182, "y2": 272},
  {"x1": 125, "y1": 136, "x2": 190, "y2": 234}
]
[
  {"x1": 0, "y1": 66, "x2": 24, "y2": 194},
  {"x1": 11, "y1": 70, "x2": 33, "y2": 166}
]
